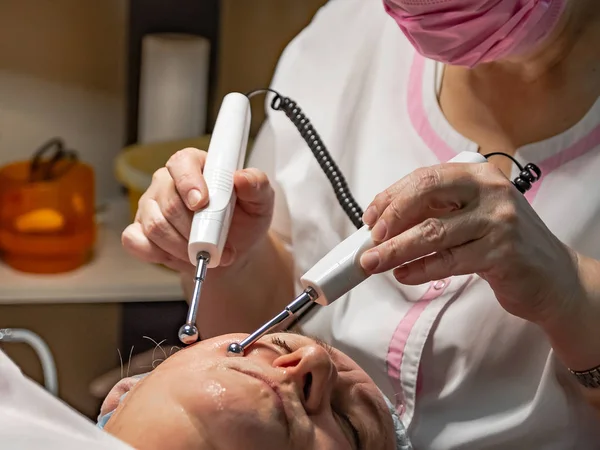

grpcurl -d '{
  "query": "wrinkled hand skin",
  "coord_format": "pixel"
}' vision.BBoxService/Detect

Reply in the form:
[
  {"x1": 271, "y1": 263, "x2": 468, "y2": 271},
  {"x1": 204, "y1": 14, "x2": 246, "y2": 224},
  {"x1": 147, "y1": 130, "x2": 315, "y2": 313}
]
[
  {"x1": 121, "y1": 147, "x2": 275, "y2": 275},
  {"x1": 360, "y1": 161, "x2": 585, "y2": 327},
  {"x1": 363, "y1": 159, "x2": 600, "y2": 416}
]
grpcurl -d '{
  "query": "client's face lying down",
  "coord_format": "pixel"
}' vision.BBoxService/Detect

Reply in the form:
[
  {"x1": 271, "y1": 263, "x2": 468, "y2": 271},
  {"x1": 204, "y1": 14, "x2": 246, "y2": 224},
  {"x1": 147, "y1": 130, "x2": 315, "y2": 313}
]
[{"x1": 103, "y1": 332, "x2": 395, "y2": 450}]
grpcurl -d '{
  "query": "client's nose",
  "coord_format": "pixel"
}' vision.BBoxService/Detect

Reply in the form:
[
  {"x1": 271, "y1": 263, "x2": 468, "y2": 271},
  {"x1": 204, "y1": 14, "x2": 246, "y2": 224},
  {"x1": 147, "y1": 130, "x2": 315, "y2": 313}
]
[{"x1": 274, "y1": 344, "x2": 337, "y2": 414}]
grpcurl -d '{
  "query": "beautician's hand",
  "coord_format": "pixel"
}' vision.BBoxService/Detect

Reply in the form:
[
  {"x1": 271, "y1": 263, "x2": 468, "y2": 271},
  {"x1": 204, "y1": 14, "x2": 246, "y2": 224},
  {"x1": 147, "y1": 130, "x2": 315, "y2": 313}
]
[
  {"x1": 122, "y1": 148, "x2": 274, "y2": 274},
  {"x1": 359, "y1": 161, "x2": 583, "y2": 325}
]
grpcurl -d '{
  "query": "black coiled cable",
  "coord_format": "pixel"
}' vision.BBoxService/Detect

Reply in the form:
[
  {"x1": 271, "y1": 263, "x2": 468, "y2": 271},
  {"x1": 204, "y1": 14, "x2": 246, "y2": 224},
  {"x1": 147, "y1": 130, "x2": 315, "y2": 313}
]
[
  {"x1": 245, "y1": 89, "x2": 542, "y2": 230},
  {"x1": 246, "y1": 89, "x2": 364, "y2": 229}
]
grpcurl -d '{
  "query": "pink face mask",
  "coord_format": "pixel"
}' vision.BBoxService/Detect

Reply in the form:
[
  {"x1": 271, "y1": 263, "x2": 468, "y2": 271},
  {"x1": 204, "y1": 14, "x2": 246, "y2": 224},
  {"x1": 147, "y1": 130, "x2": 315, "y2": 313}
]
[{"x1": 383, "y1": 0, "x2": 567, "y2": 67}]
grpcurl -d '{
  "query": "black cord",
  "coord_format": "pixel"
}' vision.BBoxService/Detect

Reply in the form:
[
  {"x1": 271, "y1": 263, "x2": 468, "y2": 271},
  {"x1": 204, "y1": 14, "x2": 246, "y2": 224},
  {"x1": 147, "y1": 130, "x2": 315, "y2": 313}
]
[
  {"x1": 482, "y1": 152, "x2": 542, "y2": 194},
  {"x1": 246, "y1": 89, "x2": 364, "y2": 229},
  {"x1": 242, "y1": 91, "x2": 543, "y2": 327},
  {"x1": 245, "y1": 89, "x2": 543, "y2": 228},
  {"x1": 246, "y1": 88, "x2": 279, "y2": 100},
  {"x1": 482, "y1": 152, "x2": 524, "y2": 171}
]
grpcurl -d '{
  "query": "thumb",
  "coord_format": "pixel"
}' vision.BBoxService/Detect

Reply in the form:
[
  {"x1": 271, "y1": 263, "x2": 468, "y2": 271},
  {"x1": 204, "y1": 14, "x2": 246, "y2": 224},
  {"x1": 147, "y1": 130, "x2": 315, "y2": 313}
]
[{"x1": 234, "y1": 168, "x2": 274, "y2": 216}]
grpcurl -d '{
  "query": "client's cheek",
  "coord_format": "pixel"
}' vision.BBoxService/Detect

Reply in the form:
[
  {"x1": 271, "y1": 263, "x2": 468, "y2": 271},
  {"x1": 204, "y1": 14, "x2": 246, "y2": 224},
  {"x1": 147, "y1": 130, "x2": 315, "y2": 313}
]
[{"x1": 311, "y1": 417, "x2": 355, "y2": 450}]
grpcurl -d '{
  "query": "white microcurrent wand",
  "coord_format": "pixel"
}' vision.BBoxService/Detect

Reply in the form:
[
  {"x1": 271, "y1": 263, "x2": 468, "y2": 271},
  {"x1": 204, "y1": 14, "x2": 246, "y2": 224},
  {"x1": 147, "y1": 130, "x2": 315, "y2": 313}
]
[
  {"x1": 227, "y1": 151, "x2": 488, "y2": 355},
  {"x1": 178, "y1": 93, "x2": 251, "y2": 345}
]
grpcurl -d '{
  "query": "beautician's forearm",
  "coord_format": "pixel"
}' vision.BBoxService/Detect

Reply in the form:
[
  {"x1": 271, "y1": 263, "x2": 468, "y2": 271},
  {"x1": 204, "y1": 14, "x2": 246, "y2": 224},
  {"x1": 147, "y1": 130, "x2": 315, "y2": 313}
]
[
  {"x1": 182, "y1": 231, "x2": 295, "y2": 339},
  {"x1": 541, "y1": 253, "x2": 600, "y2": 370},
  {"x1": 540, "y1": 253, "x2": 600, "y2": 412}
]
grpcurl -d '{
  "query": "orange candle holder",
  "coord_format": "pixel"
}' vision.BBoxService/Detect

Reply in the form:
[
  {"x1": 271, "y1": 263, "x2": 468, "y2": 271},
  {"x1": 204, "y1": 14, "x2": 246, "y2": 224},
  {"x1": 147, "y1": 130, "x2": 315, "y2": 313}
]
[{"x1": 0, "y1": 155, "x2": 96, "y2": 274}]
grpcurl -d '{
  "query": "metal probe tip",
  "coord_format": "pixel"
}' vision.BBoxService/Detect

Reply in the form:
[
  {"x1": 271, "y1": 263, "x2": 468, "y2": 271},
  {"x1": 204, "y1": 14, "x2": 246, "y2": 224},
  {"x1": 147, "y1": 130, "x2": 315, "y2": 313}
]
[
  {"x1": 178, "y1": 252, "x2": 210, "y2": 345},
  {"x1": 225, "y1": 287, "x2": 319, "y2": 357},
  {"x1": 178, "y1": 324, "x2": 199, "y2": 345},
  {"x1": 227, "y1": 342, "x2": 245, "y2": 357}
]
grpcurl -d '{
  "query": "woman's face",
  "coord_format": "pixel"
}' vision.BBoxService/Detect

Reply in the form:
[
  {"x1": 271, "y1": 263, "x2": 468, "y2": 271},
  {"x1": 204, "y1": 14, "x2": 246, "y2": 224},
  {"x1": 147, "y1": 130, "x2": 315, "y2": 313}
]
[{"x1": 103, "y1": 332, "x2": 396, "y2": 450}]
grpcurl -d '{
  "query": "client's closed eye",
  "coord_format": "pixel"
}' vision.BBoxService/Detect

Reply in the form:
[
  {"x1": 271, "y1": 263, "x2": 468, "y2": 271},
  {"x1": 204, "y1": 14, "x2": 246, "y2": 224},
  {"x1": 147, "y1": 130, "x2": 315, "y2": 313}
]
[{"x1": 334, "y1": 409, "x2": 361, "y2": 450}]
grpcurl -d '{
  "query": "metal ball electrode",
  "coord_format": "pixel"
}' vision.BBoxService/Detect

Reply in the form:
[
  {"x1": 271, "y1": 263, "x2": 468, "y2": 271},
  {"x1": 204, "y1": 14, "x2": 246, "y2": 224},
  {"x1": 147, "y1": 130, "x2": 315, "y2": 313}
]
[
  {"x1": 227, "y1": 342, "x2": 245, "y2": 356},
  {"x1": 178, "y1": 324, "x2": 199, "y2": 345}
]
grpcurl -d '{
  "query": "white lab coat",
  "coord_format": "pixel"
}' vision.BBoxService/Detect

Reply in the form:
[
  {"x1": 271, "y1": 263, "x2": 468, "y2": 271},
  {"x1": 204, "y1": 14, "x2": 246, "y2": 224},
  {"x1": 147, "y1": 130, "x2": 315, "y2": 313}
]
[
  {"x1": 0, "y1": 350, "x2": 131, "y2": 449},
  {"x1": 249, "y1": 0, "x2": 600, "y2": 447}
]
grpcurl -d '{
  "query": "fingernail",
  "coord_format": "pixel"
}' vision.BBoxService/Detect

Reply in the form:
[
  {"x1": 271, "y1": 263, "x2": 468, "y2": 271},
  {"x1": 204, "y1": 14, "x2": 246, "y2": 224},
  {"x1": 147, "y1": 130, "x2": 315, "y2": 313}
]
[
  {"x1": 394, "y1": 266, "x2": 408, "y2": 280},
  {"x1": 360, "y1": 251, "x2": 380, "y2": 272},
  {"x1": 244, "y1": 172, "x2": 257, "y2": 189},
  {"x1": 363, "y1": 205, "x2": 378, "y2": 226},
  {"x1": 221, "y1": 247, "x2": 233, "y2": 266},
  {"x1": 371, "y1": 220, "x2": 387, "y2": 242},
  {"x1": 187, "y1": 189, "x2": 202, "y2": 208}
]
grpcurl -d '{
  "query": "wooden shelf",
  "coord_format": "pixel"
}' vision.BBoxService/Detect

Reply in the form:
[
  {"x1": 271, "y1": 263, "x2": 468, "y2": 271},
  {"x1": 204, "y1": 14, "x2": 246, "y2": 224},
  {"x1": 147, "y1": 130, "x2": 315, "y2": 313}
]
[{"x1": 0, "y1": 197, "x2": 183, "y2": 304}]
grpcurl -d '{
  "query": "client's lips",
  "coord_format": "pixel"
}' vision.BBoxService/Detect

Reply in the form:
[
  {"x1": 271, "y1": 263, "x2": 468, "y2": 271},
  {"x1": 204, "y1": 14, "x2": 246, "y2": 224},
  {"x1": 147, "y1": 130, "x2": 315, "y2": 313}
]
[{"x1": 232, "y1": 369, "x2": 291, "y2": 431}]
